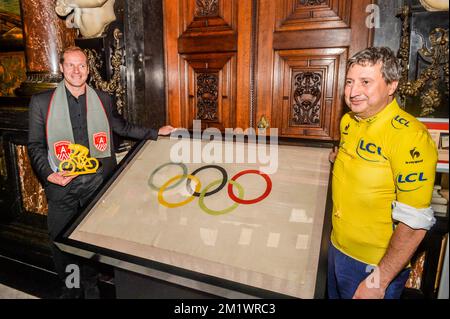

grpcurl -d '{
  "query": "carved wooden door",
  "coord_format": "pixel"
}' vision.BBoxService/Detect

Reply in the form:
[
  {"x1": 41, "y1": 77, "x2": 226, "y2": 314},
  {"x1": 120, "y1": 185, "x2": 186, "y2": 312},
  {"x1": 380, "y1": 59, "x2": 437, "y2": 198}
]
[
  {"x1": 164, "y1": 0, "x2": 250, "y2": 131},
  {"x1": 256, "y1": 0, "x2": 373, "y2": 140},
  {"x1": 164, "y1": 0, "x2": 373, "y2": 139}
]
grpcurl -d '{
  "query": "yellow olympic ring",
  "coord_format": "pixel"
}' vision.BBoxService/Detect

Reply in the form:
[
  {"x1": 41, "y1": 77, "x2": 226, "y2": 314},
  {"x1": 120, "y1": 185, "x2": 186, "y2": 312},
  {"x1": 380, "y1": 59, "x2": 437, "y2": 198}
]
[{"x1": 157, "y1": 174, "x2": 201, "y2": 208}]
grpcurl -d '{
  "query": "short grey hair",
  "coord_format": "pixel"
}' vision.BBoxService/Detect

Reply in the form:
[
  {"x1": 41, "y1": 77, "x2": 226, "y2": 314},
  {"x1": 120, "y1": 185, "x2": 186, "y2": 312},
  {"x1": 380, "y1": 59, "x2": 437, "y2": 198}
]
[{"x1": 347, "y1": 47, "x2": 401, "y2": 84}]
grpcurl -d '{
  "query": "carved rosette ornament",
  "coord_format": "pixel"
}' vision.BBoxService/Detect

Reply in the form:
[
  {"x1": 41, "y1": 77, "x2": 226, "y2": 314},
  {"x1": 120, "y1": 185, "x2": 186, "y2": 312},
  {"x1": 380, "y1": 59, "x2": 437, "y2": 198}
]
[
  {"x1": 195, "y1": 0, "x2": 219, "y2": 17},
  {"x1": 397, "y1": 6, "x2": 449, "y2": 116},
  {"x1": 292, "y1": 72, "x2": 322, "y2": 125},
  {"x1": 196, "y1": 73, "x2": 219, "y2": 121},
  {"x1": 85, "y1": 28, "x2": 126, "y2": 114}
]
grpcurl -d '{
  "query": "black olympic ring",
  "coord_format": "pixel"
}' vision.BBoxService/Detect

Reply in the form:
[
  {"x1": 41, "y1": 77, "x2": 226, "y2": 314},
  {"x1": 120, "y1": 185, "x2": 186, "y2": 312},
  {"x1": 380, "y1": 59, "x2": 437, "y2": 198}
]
[{"x1": 186, "y1": 165, "x2": 228, "y2": 197}]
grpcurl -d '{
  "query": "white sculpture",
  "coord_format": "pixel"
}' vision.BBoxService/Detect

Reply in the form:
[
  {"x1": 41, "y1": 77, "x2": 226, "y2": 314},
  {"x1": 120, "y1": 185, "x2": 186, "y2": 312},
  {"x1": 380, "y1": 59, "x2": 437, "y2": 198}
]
[
  {"x1": 55, "y1": 0, "x2": 116, "y2": 38},
  {"x1": 419, "y1": 0, "x2": 449, "y2": 11}
]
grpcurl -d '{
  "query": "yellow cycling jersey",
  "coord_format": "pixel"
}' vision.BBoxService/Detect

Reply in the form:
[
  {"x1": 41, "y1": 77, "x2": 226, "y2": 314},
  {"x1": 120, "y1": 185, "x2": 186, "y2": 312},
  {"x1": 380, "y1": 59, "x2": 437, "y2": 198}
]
[{"x1": 331, "y1": 99, "x2": 438, "y2": 265}]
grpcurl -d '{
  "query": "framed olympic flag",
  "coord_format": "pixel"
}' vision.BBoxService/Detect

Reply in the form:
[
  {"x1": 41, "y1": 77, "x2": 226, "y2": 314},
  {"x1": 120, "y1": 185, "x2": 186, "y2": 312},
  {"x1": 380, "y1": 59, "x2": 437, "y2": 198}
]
[{"x1": 56, "y1": 137, "x2": 332, "y2": 299}]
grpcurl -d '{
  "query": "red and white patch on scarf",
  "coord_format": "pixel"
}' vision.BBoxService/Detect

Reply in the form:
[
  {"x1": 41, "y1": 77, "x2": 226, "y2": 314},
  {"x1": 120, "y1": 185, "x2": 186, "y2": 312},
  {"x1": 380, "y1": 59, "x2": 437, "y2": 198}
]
[
  {"x1": 54, "y1": 140, "x2": 71, "y2": 161},
  {"x1": 93, "y1": 132, "x2": 108, "y2": 152}
]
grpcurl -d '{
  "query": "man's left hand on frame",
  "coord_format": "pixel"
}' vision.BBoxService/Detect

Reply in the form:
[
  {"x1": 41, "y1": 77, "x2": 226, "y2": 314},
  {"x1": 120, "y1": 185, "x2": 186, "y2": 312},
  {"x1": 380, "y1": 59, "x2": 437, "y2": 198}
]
[{"x1": 158, "y1": 125, "x2": 176, "y2": 136}]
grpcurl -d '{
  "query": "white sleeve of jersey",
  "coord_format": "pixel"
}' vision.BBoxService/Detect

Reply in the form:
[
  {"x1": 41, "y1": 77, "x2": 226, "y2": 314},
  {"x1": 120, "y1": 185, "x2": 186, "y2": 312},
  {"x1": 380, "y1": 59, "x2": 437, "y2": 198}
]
[{"x1": 392, "y1": 200, "x2": 436, "y2": 230}]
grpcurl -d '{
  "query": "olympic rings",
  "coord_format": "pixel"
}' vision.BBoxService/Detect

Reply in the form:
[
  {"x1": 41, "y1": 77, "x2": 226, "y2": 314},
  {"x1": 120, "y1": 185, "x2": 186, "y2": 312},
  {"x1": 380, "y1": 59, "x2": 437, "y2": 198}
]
[
  {"x1": 149, "y1": 162, "x2": 272, "y2": 214},
  {"x1": 198, "y1": 179, "x2": 244, "y2": 215},
  {"x1": 228, "y1": 170, "x2": 272, "y2": 205},
  {"x1": 158, "y1": 174, "x2": 201, "y2": 208},
  {"x1": 186, "y1": 165, "x2": 228, "y2": 197},
  {"x1": 148, "y1": 162, "x2": 188, "y2": 191}
]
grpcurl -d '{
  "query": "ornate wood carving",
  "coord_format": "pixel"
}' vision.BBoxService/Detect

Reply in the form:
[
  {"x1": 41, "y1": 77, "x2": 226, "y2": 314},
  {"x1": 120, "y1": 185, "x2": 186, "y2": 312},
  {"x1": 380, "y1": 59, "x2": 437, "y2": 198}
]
[
  {"x1": 276, "y1": 0, "x2": 351, "y2": 31},
  {"x1": 180, "y1": 0, "x2": 236, "y2": 35},
  {"x1": 195, "y1": 0, "x2": 219, "y2": 17},
  {"x1": 272, "y1": 48, "x2": 347, "y2": 140},
  {"x1": 397, "y1": 5, "x2": 449, "y2": 117},
  {"x1": 196, "y1": 73, "x2": 219, "y2": 121},
  {"x1": 179, "y1": 52, "x2": 236, "y2": 130},
  {"x1": 298, "y1": 0, "x2": 327, "y2": 6},
  {"x1": 85, "y1": 28, "x2": 126, "y2": 115},
  {"x1": 292, "y1": 71, "x2": 322, "y2": 125}
]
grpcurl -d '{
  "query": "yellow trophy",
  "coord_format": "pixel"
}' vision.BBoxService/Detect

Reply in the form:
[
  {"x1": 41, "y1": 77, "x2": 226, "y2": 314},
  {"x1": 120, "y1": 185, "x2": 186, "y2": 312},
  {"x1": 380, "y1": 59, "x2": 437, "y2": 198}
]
[{"x1": 58, "y1": 144, "x2": 99, "y2": 176}]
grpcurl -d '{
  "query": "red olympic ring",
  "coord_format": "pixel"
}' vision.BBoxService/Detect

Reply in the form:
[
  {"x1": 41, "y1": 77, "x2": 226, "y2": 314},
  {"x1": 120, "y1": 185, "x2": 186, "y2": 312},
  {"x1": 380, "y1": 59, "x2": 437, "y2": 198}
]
[{"x1": 227, "y1": 169, "x2": 272, "y2": 204}]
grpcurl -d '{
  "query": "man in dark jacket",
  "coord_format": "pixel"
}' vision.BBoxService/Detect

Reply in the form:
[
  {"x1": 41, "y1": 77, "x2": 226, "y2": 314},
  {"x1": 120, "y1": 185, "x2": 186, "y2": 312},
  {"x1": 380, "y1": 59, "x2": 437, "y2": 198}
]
[{"x1": 27, "y1": 46, "x2": 174, "y2": 298}]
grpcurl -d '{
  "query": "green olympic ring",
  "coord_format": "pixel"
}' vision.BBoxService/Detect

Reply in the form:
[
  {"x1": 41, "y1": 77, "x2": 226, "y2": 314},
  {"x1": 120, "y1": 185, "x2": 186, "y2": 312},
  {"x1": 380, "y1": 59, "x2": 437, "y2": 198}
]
[{"x1": 198, "y1": 179, "x2": 244, "y2": 215}]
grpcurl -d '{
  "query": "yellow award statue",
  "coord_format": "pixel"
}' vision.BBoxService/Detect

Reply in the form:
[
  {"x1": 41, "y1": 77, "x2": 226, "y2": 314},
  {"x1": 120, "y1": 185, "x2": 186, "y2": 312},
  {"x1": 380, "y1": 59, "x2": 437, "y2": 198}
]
[{"x1": 58, "y1": 144, "x2": 99, "y2": 176}]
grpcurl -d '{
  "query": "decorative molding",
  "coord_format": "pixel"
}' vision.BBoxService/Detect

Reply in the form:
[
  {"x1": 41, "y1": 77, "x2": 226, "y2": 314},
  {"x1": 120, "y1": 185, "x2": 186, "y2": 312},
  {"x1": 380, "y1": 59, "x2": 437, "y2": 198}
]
[
  {"x1": 276, "y1": 0, "x2": 350, "y2": 31},
  {"x1": 85, "y1": 28, "x2": 126, "y2": 114},
  {"x1": 181, "y1": 0, "x2": 235, "y2": 35},
  {"x1": 292, "y1": 72, "x2": 322, "y2": 125},
  {"x1": 397, "y1": 6, "x2": 449, "y2": 116},
  {"x1": 24, "y1": 72, "x2": 62, "y2": 83},
  {"x1": 180, "y1": 52, "x2": 235, "y2": 129},
  {"x1": 14, "y1": 71, "x2": 61, "y2": 96},
  {"x1": 273, "y1": 48, "x2": 347, "y2": 140},
  {"x1": 196, "y1": 73, "x2": 219, "y2": 121},
  {"x1": 195, "y1": 0, "x2": 219, "y2": 17},
  {"x1": 298, "y1": 0, "x2": 327, "y2": 6}
]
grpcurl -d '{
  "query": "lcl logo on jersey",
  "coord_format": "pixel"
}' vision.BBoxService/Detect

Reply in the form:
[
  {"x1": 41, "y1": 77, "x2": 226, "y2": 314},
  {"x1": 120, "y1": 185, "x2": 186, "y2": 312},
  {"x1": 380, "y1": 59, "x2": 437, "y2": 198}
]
[
  {"x1": 396, "y1": 172, "x2": 428, "y2": 192},
  {"x1": 391, "y1": 115, "x2": 410, "y2": 129},
  {"x1": 356, "y1": 139, "x2": 387, "y2": 162}
]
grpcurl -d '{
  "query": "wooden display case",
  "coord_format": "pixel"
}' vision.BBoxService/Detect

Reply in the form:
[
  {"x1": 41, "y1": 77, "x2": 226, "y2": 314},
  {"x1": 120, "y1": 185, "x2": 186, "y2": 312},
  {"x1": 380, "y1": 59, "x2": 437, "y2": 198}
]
[{"x1": 55, "y1": 137, "x2": 333, "y2": 298}]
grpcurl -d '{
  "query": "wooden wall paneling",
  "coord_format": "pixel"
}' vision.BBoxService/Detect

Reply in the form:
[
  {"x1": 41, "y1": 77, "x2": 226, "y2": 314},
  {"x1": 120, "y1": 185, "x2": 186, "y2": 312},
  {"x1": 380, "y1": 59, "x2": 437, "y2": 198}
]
[
  {"x1": 180, "y1": 52, "x2": 236, "y2": 131},
  {"x1": 256, "y1": 0, "x2": 373, "y2": 140},
  {"x1": 273, "y1": 48, "x2": 347, "y2": 140},
  {"x1": 349, "y1": 0, "x2": 375, "y2": 58},
  {"x1": 276, "y1": 0, "x2": 351, "y2": 31},
  {"x1": 164, "y1": 0, "x2": 242, "y2": 130},
  {"x1": 178, "y1": 0, "x2": 237, "y2": 53},
  {"x1": 181, "y1": 0, "x2": 236, "y2": 33},
  {"x1": 164, "y1": 0, "x2": 183, "y2": 128},
  {"x1": 235, "y1": 0, "x2": 253, "y2": 129},
  {"x1": 255, "y1": 0, "x2": 276, "y2": 132},
  {"x1": 165, "y1": 0, "x2": 372, "y2": 137}
]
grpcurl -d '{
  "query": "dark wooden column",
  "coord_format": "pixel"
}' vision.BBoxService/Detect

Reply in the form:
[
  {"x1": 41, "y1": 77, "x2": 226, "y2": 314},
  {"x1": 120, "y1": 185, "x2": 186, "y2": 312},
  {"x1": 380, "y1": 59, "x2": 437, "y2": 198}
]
[{"x1": 15, "y1": 0, "x2": 76, "y2": 96}]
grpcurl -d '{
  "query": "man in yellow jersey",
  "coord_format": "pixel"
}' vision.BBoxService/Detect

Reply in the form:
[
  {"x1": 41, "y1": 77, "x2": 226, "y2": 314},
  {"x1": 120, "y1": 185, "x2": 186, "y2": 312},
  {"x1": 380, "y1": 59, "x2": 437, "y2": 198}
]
[{"x1": 328, "y1": 47, "x2": 437, "y2": 299}]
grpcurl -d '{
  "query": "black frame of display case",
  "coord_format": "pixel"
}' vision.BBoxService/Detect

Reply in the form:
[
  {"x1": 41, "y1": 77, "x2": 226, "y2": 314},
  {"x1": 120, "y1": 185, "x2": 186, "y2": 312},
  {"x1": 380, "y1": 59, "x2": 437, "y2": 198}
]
[{"x1": 54, "y1": 136, "x2": 334, "y2": 299}]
